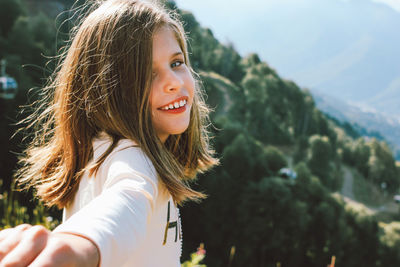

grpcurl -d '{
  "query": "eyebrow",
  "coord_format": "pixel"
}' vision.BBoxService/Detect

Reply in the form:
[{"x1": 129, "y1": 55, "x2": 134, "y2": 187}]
[
  {"x1": 171, "y1": 51, "x2": 183, "y2": 58},
  {"x1": 152, "y1": 52, "x2": 184, "y2": 66}
]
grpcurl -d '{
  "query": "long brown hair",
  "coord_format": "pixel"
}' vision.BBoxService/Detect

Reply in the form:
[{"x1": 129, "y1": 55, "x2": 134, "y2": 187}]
[{"x1": 16, "y1": 0, "x2": 218, "y2": 208}]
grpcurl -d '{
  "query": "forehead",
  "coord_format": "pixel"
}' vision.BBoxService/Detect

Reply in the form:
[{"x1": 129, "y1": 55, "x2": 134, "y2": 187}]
[{"x1": 152, "y1": 26, "x2": 182, "y2": 58}]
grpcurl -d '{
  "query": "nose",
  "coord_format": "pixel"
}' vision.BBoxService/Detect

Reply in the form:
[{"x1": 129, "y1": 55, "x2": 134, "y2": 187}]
[{"x1": 162, "y1": 69, "x2": 183, "y2": 93}]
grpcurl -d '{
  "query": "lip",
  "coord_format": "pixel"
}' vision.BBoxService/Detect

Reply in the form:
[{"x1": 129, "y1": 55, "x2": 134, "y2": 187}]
[{"x1": 157, "y1": 96, "x2": 189, "y2": 110}]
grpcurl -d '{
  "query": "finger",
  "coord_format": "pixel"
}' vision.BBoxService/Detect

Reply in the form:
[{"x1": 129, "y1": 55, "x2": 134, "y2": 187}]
[
  {"x1": 15, "y1": 224, "x2": 32, "y2": 231},
  {"x1": 0, "y1": 225, "x2": 49, "y2": 267},
  {"x1": 0, "y1": 224, "x2": 32, "y2": 262},
  {"x1": 0, "y1": 229, "x2": 14, "y2": 242},
  {"x1": 0, "y1": 225, "x2": 31, "y2": 242},
  {"x1": 28, "y1": 238, "x2": 74, "y2": 267}
]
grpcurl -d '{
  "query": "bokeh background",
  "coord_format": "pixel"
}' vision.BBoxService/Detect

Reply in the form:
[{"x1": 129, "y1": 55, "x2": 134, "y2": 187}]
[{"x1": 1, "y1": 0, "x2": 400, "y2": 266}]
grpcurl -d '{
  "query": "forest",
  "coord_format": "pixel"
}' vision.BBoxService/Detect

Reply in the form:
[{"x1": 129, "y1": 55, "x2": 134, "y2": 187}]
[{"x1": 1, "y1": 0, "x2": 400, "y2": 266}]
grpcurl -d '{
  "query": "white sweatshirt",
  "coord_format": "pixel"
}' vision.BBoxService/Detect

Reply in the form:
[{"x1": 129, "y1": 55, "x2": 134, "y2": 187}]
[{"x1": 53, "y1": 134, "x2": 182, "y2": 267}]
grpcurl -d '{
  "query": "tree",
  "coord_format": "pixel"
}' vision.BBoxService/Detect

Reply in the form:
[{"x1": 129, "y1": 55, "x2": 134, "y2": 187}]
[
  {"x1": 367, "y1": 139, "x2": 399, "y2": 193},
  {"x1": 0, "y1": 0, "x2": 23, "y2": 37},
  {"x1": 307, "y1": 135, "x2": 335, "y2": 189}
]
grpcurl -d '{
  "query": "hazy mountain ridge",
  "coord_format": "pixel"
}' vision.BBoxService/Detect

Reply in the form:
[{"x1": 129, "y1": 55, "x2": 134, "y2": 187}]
[
  {"x1": 175, "y1": 0, "x2": 400, "y2": 117},
  {"x1": 281, "y1": 0, "x2": 400, "y2": 109},
  {"x1": 312, "y1": 89, "x2": 400, "y2": 159}
]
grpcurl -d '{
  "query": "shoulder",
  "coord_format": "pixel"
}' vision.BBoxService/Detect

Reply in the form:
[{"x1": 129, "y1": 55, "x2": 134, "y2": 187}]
[
  {"x1": 93, "y1": 135, "x2": 159, "y2": 190},
  {"x1": 107, "y1": 139, "x2": 157, "y2": 180}
]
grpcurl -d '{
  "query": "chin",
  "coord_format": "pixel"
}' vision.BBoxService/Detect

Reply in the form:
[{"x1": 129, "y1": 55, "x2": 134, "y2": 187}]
[
  {"x1": 170, "y1": 119, "x2": 191, "y2": 134},
  {"x1": 170, "y1": 127, "x2": 189, "y2": 135}
]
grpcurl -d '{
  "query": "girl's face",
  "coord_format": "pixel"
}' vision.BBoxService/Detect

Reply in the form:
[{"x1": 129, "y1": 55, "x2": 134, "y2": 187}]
[{"x1": 150, "y1": 26, "x2": 195, "y2": 143}]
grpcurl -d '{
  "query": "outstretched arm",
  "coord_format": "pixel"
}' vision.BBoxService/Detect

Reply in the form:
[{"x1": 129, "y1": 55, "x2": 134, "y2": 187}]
[{"x1": 0, "y1": 224, "x2": 99, "y2": 267}]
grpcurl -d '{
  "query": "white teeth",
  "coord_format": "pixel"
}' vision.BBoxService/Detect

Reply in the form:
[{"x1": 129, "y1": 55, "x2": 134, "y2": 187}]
[{"x1": 161, "y1": 99, "x2": 187, "y2": 110}]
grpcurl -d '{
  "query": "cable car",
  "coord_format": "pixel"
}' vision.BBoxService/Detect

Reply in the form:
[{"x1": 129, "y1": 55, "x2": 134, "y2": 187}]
[{"x1": 0, "y1": 59, "x2": 18, "y2": 100}]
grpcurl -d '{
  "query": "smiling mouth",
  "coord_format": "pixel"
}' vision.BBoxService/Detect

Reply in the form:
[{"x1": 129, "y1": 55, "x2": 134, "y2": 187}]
[{"x1": 158, "y1": 96, "x2": 188, "y2": 111}]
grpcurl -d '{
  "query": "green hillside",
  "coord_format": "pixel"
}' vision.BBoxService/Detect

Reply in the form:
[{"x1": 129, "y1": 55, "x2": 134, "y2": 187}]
[{"x1": 1, "y1": 0, "x2": 400, "y2": 266}]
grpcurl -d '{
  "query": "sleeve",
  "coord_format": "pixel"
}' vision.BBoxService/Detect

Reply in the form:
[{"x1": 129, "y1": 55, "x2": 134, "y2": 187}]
[{"x1": 53, "y1": 147, "x2": 159, "y2": 267}]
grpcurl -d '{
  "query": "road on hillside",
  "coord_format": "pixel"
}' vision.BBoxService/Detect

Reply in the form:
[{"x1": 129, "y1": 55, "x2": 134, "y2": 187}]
[
  {"x1": 341, "y1": 166, "x2": 355, "y2": 200},
  {"x1": 340, "y1": 166, "x2": 398, "y2": 214}
]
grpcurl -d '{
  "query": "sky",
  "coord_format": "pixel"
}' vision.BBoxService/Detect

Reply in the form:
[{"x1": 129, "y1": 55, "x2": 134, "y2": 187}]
[
  {"x1": 372, "y1": 0, "x2": 400, "y2": 12},
  {"x1": 174, "y1": 0, "x2": 400, "y2": 58}
]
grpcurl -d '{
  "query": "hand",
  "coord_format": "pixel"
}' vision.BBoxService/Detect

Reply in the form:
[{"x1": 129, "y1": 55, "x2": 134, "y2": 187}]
[{"x1": 0, "y1": 224, "x2": 99, "y2": 267}]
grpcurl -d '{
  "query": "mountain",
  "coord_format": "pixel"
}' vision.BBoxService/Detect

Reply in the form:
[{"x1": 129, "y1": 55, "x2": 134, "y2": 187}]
[
  {"x1": 312, "y1": 89, "x2": 400, "y2": 158},
  {"x1": 175, "y1": 0, "x2": 400, "y2": 117}
]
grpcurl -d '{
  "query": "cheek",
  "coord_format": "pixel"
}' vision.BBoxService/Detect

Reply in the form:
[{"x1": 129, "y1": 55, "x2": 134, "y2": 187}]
[
  {"x1": 185, "y1": 74, "x2": 195, "y2": 100},
  {"x1": 149, "y1": 86, "x2": 158, "y2": 109}
]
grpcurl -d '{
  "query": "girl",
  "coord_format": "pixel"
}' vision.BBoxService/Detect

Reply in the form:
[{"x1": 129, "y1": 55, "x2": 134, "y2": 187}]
[{"x1": 0, "y1": 0, "x2": 218, "y2": 266}]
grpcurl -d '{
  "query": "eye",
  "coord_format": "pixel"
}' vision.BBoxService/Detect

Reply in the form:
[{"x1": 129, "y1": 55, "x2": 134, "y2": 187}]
[{"x1": 171, "y1": 60, "x2": 184, "y2": 68}]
